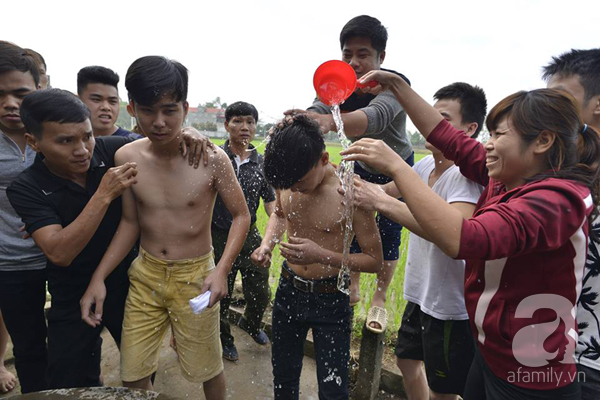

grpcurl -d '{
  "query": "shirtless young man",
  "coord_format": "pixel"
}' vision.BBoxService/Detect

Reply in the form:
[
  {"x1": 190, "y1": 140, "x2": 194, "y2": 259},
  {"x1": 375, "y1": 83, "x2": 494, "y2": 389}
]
[
  {"x1": 251, "y1": 115, "x2": 382, "y2": 399},
  {"x1": 289, "y1": 16, "x2": 413, "y2": 332},
  {"x1": 80, "y1": 56, "x2": 250, "y2": 399}
]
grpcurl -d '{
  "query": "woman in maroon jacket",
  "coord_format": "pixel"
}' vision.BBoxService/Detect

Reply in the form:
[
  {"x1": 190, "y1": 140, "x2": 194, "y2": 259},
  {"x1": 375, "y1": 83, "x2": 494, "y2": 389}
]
[{"x1": 342, "y1": 71, "x2": 600, "y2": 400}]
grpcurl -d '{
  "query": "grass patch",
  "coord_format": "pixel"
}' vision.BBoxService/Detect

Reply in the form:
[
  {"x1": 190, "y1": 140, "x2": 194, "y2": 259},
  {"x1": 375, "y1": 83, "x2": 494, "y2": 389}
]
[{"x1": 213, "y1": 137, "x2": 428, "y2": 340}]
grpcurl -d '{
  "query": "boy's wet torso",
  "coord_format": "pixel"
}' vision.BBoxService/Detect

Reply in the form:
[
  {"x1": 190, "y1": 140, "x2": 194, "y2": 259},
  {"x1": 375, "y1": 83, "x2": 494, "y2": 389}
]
[{"x1": 280, "y1": 165, "x2": 347, "y2": 280}]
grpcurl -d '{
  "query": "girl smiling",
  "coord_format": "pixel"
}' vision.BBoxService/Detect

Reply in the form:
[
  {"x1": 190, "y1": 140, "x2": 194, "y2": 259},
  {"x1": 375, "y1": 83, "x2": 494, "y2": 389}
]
[{"x1": 342, "y1": 71, "x2": 600, "y2": 399}]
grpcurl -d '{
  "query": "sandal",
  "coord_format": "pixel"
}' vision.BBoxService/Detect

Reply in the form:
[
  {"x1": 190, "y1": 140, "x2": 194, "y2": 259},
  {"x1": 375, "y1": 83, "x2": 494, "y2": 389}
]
[{"x1": 366, "y1": 306, "x2": 388, "y2": 334}]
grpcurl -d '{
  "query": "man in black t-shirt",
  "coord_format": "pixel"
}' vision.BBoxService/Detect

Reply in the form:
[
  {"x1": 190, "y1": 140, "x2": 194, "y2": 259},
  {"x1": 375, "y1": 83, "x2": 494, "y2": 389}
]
[
  {"x1": 8, "y1": 89, "x2": 136, "y2": 389},
  {"x1": 213, "y1": 102, "x2": 276, "y2": 362}
]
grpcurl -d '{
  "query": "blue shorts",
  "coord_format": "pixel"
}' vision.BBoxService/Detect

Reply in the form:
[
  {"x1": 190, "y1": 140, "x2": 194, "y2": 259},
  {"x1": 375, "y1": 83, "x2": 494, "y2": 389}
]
[{"x1": 350, "y1": 152, "x2": 414, "y2": 261}]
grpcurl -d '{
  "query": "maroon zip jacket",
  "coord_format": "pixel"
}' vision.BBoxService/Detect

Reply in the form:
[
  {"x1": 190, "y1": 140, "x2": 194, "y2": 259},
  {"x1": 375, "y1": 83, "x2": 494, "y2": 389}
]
[{"x1": 428, "y1": 119, "x2": 593, "y2": 389}]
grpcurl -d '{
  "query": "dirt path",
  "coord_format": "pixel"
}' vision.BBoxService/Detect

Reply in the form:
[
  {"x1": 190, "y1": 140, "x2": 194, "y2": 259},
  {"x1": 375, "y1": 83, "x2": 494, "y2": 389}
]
[
  {"x1": 2, "y1": 325, "x2": 404, "y2": 399},
  {"x1": 1, "y1": 325, "x2": 319, "y2": 399}
]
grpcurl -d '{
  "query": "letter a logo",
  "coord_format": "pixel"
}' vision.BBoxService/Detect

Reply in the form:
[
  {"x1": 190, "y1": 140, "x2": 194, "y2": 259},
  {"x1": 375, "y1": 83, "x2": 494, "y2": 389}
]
[{"x1": 512, "y1": 294, "x2": 577, "y2": 367}]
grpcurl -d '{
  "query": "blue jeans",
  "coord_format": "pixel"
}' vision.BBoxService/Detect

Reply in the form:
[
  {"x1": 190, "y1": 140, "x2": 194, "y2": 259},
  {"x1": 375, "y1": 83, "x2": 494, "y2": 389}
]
[{"x1": 272, "y1": 264, "x2": 352, "y2": 399}]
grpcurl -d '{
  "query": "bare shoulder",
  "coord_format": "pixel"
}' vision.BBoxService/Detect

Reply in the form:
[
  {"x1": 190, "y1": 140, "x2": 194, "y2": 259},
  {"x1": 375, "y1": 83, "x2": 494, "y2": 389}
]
[
  {"x1": 210, "y1": 146, "x2": 229, "y2": 163},
  {"x1": 206, "y1": 146, "x2": 231, "y2": 172},
  {"x1": 114, "y1": 138, "x2": 148, "y2": 165},
  {"x1": 324, "y1": 167, "x2": 343, "y2": 194}
]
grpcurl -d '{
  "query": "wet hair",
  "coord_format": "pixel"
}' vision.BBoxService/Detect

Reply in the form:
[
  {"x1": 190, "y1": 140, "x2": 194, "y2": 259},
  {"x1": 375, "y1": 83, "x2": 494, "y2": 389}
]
[
  {"x1": 20, "y1": 89, "x2": 90, "y2": 139},
  {"x1": 542, "y1": 49, "x2": 600, "y2": 104},
  {"x1": 339, "y1": 15, "x2": 387, "y2": 54},
  {"x1": 125, "y1": 56, "x2": 188, "y2": 106},
  {"x1": 225, "y1": 101, "x2": 258, "y2": 122},
  {"x1": 24, "y1": 48, "x2": 46, "y2": 70},
  {"x1": 486, "y1": 88, "x2": 600, "y2": 225},
  {"x1": 264, "y1": 114, "x2": 325, "y2": 189},
  {"x1": 0, "y1": 41, "x2": 40, "y2": 87},
  {"x1": 77, "y1": 66, "x2": 119, "y2": 95},
  {"x1": 434, "y1": 82, "x2": 487, "y2": 138}
]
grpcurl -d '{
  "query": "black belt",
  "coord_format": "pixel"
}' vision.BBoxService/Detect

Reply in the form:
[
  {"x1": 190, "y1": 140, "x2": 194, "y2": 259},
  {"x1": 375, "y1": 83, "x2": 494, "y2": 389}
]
[{"x1": 281, "y1": 266, "x2": 339, "y2": 294}]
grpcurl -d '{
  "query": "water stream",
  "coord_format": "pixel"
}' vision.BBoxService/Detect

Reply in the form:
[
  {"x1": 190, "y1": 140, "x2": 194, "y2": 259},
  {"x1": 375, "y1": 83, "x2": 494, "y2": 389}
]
[{"x1": 331, "y1": 104, "x2": 354, "y2": 294}]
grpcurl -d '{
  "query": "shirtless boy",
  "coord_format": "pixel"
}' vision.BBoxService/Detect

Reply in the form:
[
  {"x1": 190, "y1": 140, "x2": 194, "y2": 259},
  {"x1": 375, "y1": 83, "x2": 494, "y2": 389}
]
[
  {"x1": 252, "y1": 115, "x2": 382, "y2": 399},
  {"x1": 80, "y1": 56, "x2": 250, "y2": 399},
  {"x1": 291, "y1": 16, "x2": 413, "y2": 332}
]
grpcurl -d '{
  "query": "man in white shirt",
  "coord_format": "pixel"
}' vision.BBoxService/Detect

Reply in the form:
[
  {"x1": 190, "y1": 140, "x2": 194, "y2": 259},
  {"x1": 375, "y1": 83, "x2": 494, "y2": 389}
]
[{"x1": 353, "y1": 82, "x2": 487, "y2": 400}]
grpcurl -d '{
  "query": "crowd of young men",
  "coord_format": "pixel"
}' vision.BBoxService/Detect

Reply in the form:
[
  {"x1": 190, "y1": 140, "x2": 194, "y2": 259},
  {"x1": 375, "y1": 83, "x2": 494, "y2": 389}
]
[{"x1": 1, "y1": 14, "x2": 600, "y2": 400}]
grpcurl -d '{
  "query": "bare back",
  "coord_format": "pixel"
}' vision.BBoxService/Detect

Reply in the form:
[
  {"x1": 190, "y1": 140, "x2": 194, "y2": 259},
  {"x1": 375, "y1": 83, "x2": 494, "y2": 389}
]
[
  {"x1": 116, "y1": 138, "x2": 221, "y2": 260},
  {"x1": 279, "y1": 165, "x2": 348, "y2": 279}
]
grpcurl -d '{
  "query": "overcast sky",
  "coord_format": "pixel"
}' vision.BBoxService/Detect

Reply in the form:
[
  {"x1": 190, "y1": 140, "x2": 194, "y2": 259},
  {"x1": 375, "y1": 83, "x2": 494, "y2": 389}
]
[{"x1": 3, "y1": 0, "x2": 599, "y2": 129}]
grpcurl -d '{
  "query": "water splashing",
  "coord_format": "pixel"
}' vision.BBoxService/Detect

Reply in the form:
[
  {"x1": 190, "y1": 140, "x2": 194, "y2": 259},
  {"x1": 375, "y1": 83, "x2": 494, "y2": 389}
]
[
  {"x1": 332, "y1": 104, "x2": 353, "y2": 295},
  {"x1": 245, "y1": 135, "x2": 272, "y2": 152}
]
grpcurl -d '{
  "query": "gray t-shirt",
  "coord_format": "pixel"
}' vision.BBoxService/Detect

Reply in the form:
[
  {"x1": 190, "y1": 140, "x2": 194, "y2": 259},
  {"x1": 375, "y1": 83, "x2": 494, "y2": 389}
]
[
  {"x1": 308, "y1": 87, "x2": 413, "y2": 174},
  {"x1": 0, "y1": 132, "x2": 46, "y2": 271}
]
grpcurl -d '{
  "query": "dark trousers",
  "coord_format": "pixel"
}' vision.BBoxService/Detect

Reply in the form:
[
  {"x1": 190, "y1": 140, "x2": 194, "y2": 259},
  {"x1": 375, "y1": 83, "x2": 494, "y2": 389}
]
[
  {"x1": 463, "y1": 350, "x2": 581, "y2": 399},
  {"x1": 214, "y1": 226, "x2": 271, "y2": 347},
  {"x1": 46, "y1": 279, "x2": 129, "y2": 389},
  {"x1": 272, "y1": 268, "x2": 352, "y2": 400},
  {"x1": 0, "y1": 269, "x2": 48, "y2": 393},
  {"x1": 578, "y1": 363, "x2": 600, "y2": 400}
]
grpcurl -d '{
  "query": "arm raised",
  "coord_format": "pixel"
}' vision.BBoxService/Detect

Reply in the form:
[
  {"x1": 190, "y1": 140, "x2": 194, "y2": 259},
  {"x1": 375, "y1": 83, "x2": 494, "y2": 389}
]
[
  {"x1": 354, "y1": 178, "x2": 475, "y2": 242},
  {"x1": 30, "y1": 161, "x2": 138, "y2": 267},
  {"x1": 358, "y1": 70, "x2": 443, "y2": 140},
  {"x1": 389, "y1": 165, "x2": 464, "y2": 258},
  {"x1": 342, "y1": 139, "x2": 465, "y2": 257}
]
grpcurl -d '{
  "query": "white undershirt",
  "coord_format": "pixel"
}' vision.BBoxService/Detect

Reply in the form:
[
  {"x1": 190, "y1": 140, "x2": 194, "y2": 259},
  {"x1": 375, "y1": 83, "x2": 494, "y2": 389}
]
[{"x1": 234, "y1": 155, "x2": 250, "y2": 176}]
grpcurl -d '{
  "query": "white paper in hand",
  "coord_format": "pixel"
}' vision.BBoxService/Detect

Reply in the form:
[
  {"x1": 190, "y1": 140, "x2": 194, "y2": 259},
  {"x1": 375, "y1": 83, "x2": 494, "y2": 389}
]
[{"x1": 189, "y1": 291, "x2": 211, "y2": 314}]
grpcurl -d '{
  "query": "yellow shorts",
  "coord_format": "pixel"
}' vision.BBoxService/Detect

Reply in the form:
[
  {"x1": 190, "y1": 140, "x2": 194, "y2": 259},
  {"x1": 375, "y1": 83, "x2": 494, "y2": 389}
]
[{"x1": 120, "y1": 247, "x2": 223, "y2": 383}]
